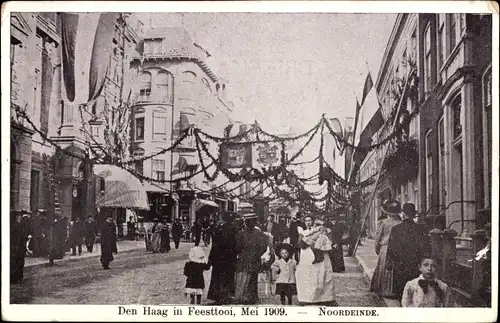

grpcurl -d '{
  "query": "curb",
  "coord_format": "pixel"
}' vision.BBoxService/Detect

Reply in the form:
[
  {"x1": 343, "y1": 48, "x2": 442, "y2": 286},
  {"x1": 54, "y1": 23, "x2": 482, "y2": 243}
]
[
  {"x1": 25, "y1": 246, "x2": 144, "y2": 269},
  {"x1": 354, "y1": 254, "x2": 401, "y2": 307}
]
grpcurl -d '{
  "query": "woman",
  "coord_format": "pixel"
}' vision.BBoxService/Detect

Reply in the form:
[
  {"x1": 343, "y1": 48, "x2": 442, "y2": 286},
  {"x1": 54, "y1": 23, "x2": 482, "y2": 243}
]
[
  {"x1": 159, "y1": 218, "x2": 171, "y2": 253},
  {"x1": 151, "y1": 218, "x2": 165, "y2": 254},
  {"x1": 295, "y1": 215, "x2": 336, "y2": 306},
  {"x1": 370, "y1": 200, "x2": 402, "y2": 298}
]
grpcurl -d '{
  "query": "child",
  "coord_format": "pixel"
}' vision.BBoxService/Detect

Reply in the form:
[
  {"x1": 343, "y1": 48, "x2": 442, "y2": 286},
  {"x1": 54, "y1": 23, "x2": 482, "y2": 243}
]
[
  {"x1": 271, "y1": 243, "x2": 297, "y2": 305},
  {"x1": 184, "y1": 246, "x2": 211, "y2": 304},
  {"x1": 401, "y1": 257, "x2": 455, "y2": 307}
]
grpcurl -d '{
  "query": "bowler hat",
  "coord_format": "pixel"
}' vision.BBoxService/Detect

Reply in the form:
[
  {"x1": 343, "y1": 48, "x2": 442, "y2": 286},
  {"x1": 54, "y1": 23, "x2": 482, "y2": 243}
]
[
  {"x1": 402, "y1": 203, "x2": 417, "y2": 217},
  {"x1": 380, "y1": 200, "x2": 401, "y2": 216}
]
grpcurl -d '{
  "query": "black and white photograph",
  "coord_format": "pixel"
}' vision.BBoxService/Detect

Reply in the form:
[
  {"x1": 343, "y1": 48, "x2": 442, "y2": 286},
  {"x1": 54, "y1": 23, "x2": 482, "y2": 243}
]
[{"x1": 2, "y1": 1, "x2": 498, "y2": 322}]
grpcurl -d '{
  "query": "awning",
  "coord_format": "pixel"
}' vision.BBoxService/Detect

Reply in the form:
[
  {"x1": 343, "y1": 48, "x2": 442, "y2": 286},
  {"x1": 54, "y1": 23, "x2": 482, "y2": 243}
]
[
  {"x1": 143, "y1": 181, "x2": 169, "y2": 194},
  {"x1": 94, "y1": 164, "x2": 149, "y2": 210},
  {"x1": 194, "y1": 199, "x2": 219, "y2": 212}
]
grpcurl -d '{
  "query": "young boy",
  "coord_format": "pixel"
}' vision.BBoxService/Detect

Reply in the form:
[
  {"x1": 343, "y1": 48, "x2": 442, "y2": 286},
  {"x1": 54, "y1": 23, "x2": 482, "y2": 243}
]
[{"x1": 401, "y1": 257, "x2": 455, "y2": 307}]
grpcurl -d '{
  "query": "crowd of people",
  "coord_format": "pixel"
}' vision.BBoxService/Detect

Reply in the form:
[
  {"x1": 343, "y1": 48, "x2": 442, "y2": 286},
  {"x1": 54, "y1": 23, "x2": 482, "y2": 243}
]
[
  {"x1": 182, "y1": 211, "x2": 347, "y2": 306},
  {"x1": 370, "y1": 200, "x2": 455, "y2": 307}
]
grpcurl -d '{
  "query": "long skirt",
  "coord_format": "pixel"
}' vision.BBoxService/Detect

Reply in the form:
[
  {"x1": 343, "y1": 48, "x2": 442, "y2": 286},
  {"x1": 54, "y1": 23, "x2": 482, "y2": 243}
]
[
  {"x1": 160, "y1": 231, "x2": 170, "y2": 252},
  {"x1": 151, "y1": 232, "x2": 162, "y2": 253},
  {"x1": 207, "y1": 262, "x2": 236, "y2": 302},
  {"x1": 296, "y1": 247, "x2": 336, "y2": 304},
  {"x1": 234, "y1": 271, "x2": 259, "y2": 304},
  {"x1": 370, "y1": 245, "x2": 397, "y2": 298}
]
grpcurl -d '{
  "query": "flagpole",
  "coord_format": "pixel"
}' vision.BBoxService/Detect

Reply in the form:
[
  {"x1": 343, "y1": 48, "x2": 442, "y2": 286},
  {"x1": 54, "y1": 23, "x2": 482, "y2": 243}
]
[{"x1": 351, "y1": 66, "x2": 414, "y2": 256}]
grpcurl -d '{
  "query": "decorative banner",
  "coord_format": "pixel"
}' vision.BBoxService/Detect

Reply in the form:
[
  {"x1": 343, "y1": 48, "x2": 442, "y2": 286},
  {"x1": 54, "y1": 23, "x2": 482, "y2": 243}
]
[
  {"x1": 220, "y1": 143, "x2": 252, "y2": 169},
  {"x1": 252, "y1": 142, "x2": 283, "y2": 168}
]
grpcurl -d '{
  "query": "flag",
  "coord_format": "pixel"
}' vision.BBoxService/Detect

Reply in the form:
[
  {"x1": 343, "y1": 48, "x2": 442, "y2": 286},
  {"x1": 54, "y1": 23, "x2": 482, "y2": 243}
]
[
  {"x1": 61, "y1": 13, "x2": 79, "y2": 102},
  {"x1": 88, "y1": 13, "x2": 118, "y2": 102},
  {"x1": 360, "y1": 72, "x2": 374, "y2": 106},
  {"x1": 351, "y1": 99, "x2": 362, "y2": 145}
]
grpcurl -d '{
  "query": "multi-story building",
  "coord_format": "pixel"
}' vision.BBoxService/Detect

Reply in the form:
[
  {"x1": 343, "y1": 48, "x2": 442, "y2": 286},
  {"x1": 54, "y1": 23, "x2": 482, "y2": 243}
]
[
  {"x1": 10, "y1": 12, "x2": 141, "y2": 236},
  {"x1": 128, "y1": 27, "x2": 233, "y2": 226},
  {"x1": 350, "y1": 13, "x2": 492, "y2": 306}
]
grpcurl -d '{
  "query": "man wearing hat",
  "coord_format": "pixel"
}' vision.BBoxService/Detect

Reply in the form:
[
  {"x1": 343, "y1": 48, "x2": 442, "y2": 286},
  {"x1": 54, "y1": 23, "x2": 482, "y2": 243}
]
[
  {"x1": 386, "y1": 202, "x2": 432, "y2": 299},
  {"x1": 11, "y1": 210, "x2": 27, "y2": 283},
  {"x1": 234, "y1": 213, "x2": 268, "y2": 304},
  {"x1": 370, "y1": 200, "x2": 402, "y2": 297},
  {"x1": 100, "y1": 214, "x2": 117, "y2": 270}
]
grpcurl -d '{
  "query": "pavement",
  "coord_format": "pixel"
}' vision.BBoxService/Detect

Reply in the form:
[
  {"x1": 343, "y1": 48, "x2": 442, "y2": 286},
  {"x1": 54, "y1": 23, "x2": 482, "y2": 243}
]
[
  {"x1": 24, "y1": 239, "x2": 146, "y2": 268},
  {"x1": 353, "y1": 238, "x2": 401, "y2": 307},
  {"x1": 12, "y1": 242, "x2": 385, "y2": 307}
]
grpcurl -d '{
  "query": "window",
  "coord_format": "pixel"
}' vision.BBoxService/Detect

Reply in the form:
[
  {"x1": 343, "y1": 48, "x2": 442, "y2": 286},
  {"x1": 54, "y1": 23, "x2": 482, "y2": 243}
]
[
  {"x1": 30, "y1": 169, "x2": 40, "y2": 213},
  {"x1": 452, "y1": 97, "x2": 462, "y2": 141},
  {"x1": 134, "y1": 160, "x2": 143, "y2": 175},
  {"x1": 153, "y1": 111, "x2": 167, "y2": 140},
  {"x1": 152, "y1": 159, "x2": 165, "y2": 181},
  {"x1": 438, "y1": 117, "x2": 446, "y2": 206},
  {"x1": 153, "y1": 40, "x2": 162, "y2": 54},
  {"x1": 135, "y1": 116, "x2": 144, "y2": 140},
  {"x1": 482, "y1": 68, "x2": 492, "y2": 208},
  {"x1": 424, "y1": 24, "x2": 432, "y2": 96},
  {"x1": 425, "y1": 130, "x2": 433, "y2": 210},
  {"x1": 449, "y1": 13, "x2": 457, "y2": 53},
  {"x1": 156, "y1": 72, "x2": 171, "y2": 98},
  {"x1": 144, "y1": 41, "x2": 153, "y2": 55},
  {"x1": 410, "y1": 29, "x2": 417, "y2": 62},
  {"x1": 34, "y1": 68, "x2": 41, "y2": 116},
  {"x1": 182, "y1": 71, "x2": 196, "y2": 93},
  {"x1": 437, "y1": 14, "x2": 445, "y2": 72},
  {"x1": 139, "y1": 72, "x2": 152, "y2": 97}
]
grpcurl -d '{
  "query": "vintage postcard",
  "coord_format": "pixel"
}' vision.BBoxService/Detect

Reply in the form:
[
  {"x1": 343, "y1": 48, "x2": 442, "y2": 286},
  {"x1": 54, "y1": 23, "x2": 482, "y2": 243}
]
[{"x1": 1, "y1": 1, "x2": 498, "y2": 322}]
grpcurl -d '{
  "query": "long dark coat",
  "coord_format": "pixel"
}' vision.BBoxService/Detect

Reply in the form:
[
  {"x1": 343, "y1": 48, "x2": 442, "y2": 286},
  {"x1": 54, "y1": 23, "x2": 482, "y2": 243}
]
[
  {"x1": 207, "y1": 222, "x2": 238, "y2": 302},
  {"x1": 11, "y1": 219, "x2": 27, "y2": 282},
  {"x1": 100, "y1": 221, "x2": 117, "y2": 265},
  {"x1": 329, "y1": 222, "x2": 345, "y2": 272},
  {"x1": 386, "y1": 219, "x2": 431, "y2": 298},
  {"x1": 235, "y1": 228, "x2": 268, "y2": 274},
  {"x1": 83, "y1": 220, "x2": 97, "y2": 243},
  {"x1": 289, "y1": 220, "x2": 306, "y2": 248},
  {"x1": 171, "y1": 222, "x2": 183, "y2": 240},
  {"x1": 69, "y1": 220, "x2": 84, "y2": 245}
]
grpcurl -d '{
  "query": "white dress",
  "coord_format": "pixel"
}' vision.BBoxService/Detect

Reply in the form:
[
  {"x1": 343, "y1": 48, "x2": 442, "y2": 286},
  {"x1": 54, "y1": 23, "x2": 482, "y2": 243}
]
[{"x1": 295, "y1": 229, "x2": 336, "y2": 304}]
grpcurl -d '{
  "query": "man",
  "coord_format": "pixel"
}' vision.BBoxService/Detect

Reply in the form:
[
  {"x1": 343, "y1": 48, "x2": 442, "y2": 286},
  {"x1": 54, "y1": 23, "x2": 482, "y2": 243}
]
[
  {"x1": 234, "y1": 214, "x2": 268, "y2": 305},
  {"x1": 262, "y1": 214, "x2": 282, "y2": 246},
  {"x1": 159, "y1": 218, "x2": 171, "y2": 253},
  {"x1": 69, "y1": 217, "x2": 84, "y2": 256},
  {"x1": 11, "y1": 211, "x2": 27, "y2": 283},
  {"x1": 208, "y1": 212, "x2": 239, "y2": 304},
  {"x1": 83, "y1": 217, "x2": 97, "y2": 253},
  {"x1": 386, "y1": 202, "x2": 432, "y2": 299},
  {"x1": 191, "y1": 219, "x2": 202, "y2": 246},
  {"x1": 100, "y1": 215, "x2": 117, "y2": 270},
  {"x1": 289, "y1": 212, "x2": 306, "y2": 262},
  {"x1": 328, "y1": 217, "x2": 346, "y2": 272},
  {"x1": 127, "y1": 216, "x2": 136, "y2": 241},
  {"x1": 171, "y1": 218, "x2": 184, "y2": 249}
]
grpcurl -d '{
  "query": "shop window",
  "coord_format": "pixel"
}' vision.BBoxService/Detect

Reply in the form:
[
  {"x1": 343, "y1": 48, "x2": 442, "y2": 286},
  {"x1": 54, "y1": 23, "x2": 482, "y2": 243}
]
[{"x1": 135, "y1": 116, "x2": 144, "y2": 140}]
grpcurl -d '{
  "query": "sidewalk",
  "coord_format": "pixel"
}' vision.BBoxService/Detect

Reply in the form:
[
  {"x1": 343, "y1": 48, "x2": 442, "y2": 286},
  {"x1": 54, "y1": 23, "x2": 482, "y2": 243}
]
[
  {"x1": 353, "y1": 238, "x2": 401, "y2": 307},
  {"x1": 24, "y1": 239, "x2": 146, "y2": 268}
]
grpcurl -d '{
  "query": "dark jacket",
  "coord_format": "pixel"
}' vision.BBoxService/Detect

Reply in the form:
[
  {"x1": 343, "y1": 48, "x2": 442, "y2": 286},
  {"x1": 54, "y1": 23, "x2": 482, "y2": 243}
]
[
  {"x1": 100, "y1": 221, "x2": 117, "y2": 262},
  {"x1": 11, "y1": 220, "x2": 27, "y2": 259},
  {"x1": 386, "y1": 219, "x2": 432, "y2": 297},
  {"x1": 172, "y1": 222, "x2": 184, "y2": 239},
  {"x1": 69, "y1": 220, "x2": 84, "y2": 244},
  {"x1": 235, "y1": 228, "x2": 267, "y2": 273},
  {"x1": 209, "y1": 222, "x2": 238, "y2": 265},
  {"x1": 83, "y1": 220, "x2": 97, "y2": 239},
  {"x1": 289, "y1": 220, "x2": 306, "y2": 247},
  {"x1": 184, "y1": 261, "x2": 211, "y2": 289}
]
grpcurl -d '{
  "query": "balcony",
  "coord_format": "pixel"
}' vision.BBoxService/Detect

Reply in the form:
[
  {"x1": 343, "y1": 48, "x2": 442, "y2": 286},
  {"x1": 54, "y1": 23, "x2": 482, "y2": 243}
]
[{"x1": 132, "y1": 93, "x2": 174, "y2": 105}]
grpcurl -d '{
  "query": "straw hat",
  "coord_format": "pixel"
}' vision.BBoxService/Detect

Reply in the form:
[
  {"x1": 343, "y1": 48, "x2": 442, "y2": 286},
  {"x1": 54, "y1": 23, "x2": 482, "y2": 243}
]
[
  {"x1": 276, "y1": 243, "x2": 294, "y2": 256},
  {"x1": 188, "y1": 246, "x2": 207, "y2": 264},
  {"x1": 380, "y1": 200, "x2": 401, "y2": 216}
]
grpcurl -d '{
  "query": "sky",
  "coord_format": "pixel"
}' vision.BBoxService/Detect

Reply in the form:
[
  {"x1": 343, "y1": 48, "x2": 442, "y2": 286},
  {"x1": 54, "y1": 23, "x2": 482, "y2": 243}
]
[
  {"x1": 136, "y1": 12, "x2": 396, "y2": 132},
  {"x1": 133, "y1": 12, "x2": 396, "y2": 183}
]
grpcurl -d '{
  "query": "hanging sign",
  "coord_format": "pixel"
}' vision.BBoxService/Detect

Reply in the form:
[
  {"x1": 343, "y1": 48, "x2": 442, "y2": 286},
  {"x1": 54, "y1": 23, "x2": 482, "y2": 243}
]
[
  {"x1": 220, "y1": 143, "x2": 252, "y2": 169},
  {"x1": 252, "y1": 142, "x2": 282, "y2": 168}
]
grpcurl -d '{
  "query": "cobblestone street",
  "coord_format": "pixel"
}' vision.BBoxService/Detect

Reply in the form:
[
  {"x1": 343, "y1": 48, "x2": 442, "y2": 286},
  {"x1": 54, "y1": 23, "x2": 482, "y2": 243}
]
[{"x1": 10, "y1": 243, "x2": 384, "y2": 307}]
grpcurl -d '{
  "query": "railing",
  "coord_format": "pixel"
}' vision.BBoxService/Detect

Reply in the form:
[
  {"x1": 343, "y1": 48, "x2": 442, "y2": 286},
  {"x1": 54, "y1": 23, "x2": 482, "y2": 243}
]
[{"x1": 132, "y1": 93, "x2": 174, "y2": 105}]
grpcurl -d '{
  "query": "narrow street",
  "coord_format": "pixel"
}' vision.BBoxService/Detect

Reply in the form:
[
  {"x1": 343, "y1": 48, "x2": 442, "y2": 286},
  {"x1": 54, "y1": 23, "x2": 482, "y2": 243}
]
[{"x1": 11, "y1": 243, "x2": 384, "y2": 306}]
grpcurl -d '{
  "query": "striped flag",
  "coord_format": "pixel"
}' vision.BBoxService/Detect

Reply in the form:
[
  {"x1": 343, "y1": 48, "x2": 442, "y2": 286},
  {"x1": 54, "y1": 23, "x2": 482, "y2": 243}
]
[
  {"x1": 88, "y1": 13, "x2": 118, "y2": 102},
  {"x1": 360, "y1": 72, "x2": 374, "y2": 106},
  {"x1": 60, "y1": 13, "x2": 79, "y2": 102}
]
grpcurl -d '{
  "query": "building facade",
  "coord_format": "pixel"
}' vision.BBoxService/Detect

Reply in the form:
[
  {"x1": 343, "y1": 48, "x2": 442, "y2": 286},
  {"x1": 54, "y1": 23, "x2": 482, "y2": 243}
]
[
  {"x1": 351, "y1": 13, "x2": 492, "y2": 306},
  {"x1": 128, "y1": 27, "x2": 233, "y2": 226},
  {"x1": 11, "y1": 12, "x2": 141, "y2": 236}
]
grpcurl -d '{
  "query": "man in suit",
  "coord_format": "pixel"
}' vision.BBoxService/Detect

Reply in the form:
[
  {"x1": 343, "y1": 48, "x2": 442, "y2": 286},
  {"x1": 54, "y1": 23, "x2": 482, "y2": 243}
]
[
  {"x1": 386, "y1": 202, "x2": 431, "y2": 299},
  {"x1": 289, "y1": 212, "x2": 306, "y2": 263}
]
